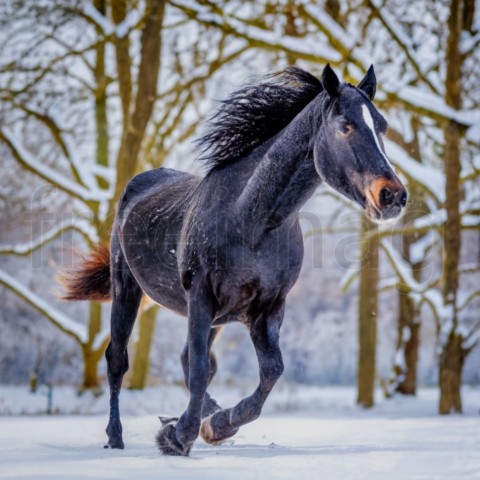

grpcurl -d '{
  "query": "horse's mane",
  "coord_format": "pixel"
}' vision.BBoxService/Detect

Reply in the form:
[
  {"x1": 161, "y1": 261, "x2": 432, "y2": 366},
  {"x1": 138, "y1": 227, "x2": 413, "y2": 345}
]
[{"x1": 197, "y1": 67, "x2": 323, "y2": 171}]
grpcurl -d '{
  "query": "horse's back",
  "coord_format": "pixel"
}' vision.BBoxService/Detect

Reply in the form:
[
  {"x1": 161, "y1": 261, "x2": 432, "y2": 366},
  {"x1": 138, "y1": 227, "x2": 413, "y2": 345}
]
[{"x1": 116, "y1": 168, "x2": 201, "y2": 315}]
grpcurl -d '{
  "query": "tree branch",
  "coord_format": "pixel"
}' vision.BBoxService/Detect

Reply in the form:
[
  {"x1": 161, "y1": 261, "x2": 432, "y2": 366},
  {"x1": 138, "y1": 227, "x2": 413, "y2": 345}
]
[
  {"x1": 364, "y1": 0, "x2": 440, "y2": 94},
  {"x1": 0, "y1": 219, "x2": 97, "y2": 256},
  {"x1": 170, "y1": 0, "x2": 342, "y2": 65},
  {"x1": 0, "y1": 128, "x2": 108, "y2": 206},
  {"x1": 0, "y1": 269, "x2": 87, "y2": 344}
]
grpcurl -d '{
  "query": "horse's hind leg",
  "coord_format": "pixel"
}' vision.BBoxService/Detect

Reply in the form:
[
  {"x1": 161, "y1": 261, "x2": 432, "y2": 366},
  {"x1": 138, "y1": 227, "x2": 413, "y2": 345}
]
[
  {"x1": 200, "y1": 302, "x2": 285, "y2": 445},
  {"x1": 104, "y1": 245, "x2": 142, "y2": 449},
  {"x1": 181, "y1": 327, "x2": 222, "y2": 418}
]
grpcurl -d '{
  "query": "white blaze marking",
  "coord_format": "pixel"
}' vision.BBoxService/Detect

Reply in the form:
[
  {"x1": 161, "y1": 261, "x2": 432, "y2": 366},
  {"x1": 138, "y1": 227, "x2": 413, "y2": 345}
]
[{"x1": 361, "y1": 104, "x2": 394, "y2": 170}]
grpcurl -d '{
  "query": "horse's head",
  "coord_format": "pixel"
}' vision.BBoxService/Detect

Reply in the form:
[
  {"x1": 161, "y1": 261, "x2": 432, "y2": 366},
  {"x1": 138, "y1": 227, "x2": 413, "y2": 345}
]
[{"x1": 313, "y1": 64, "x2": 407, "y2": 223}]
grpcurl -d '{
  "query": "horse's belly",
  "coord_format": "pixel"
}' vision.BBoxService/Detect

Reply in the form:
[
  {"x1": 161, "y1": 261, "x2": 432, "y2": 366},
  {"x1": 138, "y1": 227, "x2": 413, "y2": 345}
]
[{"x1": 118, "y1": 171, "x2": 197, "y2": 317}]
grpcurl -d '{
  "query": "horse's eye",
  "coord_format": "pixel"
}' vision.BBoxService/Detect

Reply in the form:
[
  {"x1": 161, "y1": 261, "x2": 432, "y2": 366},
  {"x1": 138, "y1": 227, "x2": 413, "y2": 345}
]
[{"x1": 339, "y1": 122, "x2": 353, "y2": 136}]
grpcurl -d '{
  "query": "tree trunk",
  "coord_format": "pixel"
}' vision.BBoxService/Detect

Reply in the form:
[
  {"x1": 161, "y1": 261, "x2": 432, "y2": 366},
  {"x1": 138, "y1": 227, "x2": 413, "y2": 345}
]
[
  {"x1": 395, "y1": 293, "x2": 420, "y2": 395},
  {"x1": 81, "y1": 302, "x2": 103, "y2": 389},
  {"x1": 438, "y1": 0, "x2": 466, "y2": 414},
  {"x1": 129, "y1": 305, "x2": 158, "y2": 390},
  {"x1": 111, "y1": 0, "x2": 132, "y2": 124},
  {"x1": 82, "y1": 345, "x2": 101, "y2": 389},
  {"x1": 439, "y1": 333, "x2": 465, "y2": 414},
  {"x1": 94, "y1": 0, "x2": 109, "y2": 191},
  {"x1": 78, "y1": 2, "x2": 111, "y2": 391},
  {"x1": 357, "y1": 217, "x2": 379, "y2": 408},
  {"x1": 111, "y1": 0, "x2": 166, "y2": 211},
  {"x1": 392, "y1": 207, "x2": 423, "y2": 396}
]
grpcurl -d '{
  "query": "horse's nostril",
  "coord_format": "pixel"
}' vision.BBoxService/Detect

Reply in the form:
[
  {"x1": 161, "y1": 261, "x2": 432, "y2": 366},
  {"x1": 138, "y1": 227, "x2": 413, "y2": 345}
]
[
  {"x1": 400, "y1": 189, "x2": 407, "y2": 207},
  {"x1": 379, "y1": 187, "x2": 394, "y2": 207}
]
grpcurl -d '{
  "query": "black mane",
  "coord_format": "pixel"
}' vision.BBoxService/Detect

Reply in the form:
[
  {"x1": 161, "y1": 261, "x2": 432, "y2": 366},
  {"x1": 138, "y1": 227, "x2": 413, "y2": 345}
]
[{"x1": 197, "y1": 67, "x2": 323, "y2": 171}]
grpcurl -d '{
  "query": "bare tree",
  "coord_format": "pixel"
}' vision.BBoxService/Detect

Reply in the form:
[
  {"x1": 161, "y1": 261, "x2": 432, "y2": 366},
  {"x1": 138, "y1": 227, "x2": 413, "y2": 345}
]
[
  {"x1": 170, "y1": 0, "x2": 480, "y2": 411},
  {"x1": 0, "y1": 0, "x2": 249, "y2": 389}
]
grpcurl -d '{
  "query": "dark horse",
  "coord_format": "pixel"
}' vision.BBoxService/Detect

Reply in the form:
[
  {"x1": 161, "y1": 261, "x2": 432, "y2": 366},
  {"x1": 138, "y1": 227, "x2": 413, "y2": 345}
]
[{"x1": 61, "y1": 65, "x2": 407, "y2": 456}]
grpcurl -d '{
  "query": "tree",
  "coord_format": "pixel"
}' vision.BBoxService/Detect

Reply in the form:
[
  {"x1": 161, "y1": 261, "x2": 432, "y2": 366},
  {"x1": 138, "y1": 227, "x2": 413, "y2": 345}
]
[
  {"x1": 173, "y1": 0, "x2": 480, "y2": 410},
  {"x1": 356, "y1": 218, "x2": 379, "y2": 408},
  {"x1": 0, "y1": 0, "x2": 249, "y2": 389},
  {"x1": 1, "y1": 0, "x2": 478, "y2": 403},
  {"x1": 129, "y1": 302, "x2": 158, "y2": 390}
]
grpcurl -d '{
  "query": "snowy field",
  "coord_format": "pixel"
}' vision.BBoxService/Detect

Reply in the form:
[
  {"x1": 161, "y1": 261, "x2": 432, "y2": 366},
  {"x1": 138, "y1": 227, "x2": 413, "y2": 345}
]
[{"x1": 0, "y1": 385, "x2": 479, "y2": 479}]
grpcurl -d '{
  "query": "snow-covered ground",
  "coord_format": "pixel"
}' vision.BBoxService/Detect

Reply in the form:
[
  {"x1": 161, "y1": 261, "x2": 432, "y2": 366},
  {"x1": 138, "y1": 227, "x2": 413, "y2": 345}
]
[{"x1": 0, "y1": 384, "x2": 479, "y2": 479}]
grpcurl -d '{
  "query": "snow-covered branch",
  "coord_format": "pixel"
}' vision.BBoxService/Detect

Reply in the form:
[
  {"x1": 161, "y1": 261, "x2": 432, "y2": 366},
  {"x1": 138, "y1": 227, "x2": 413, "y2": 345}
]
[
  {"x1": 457, "y1": 289, "x2": 480, "y2": 313},
  {"x1": 0, "y1": 269, "x2": 87, "y2": 344},
  {"x1": 379, "y1": 239, "x2": 442, "y2": 327},
  {"x1": 381, "y1": 87, "x2": 480, "y2": 128},
  {"x1": 9, "y1": 102, "x2": 90, "y2": 190},
  {"x1": 170, "y1": 0, "x2": 480, "y2": 131},
  {"x1": 365, "y1": 0, "x2": 440, "y2": 94},
  {"x1": 385, "y1": 138, "x2": 445, "y2": 204},
  {"x1": 0, "y1": 219, "x2": 98, "y2": 256},
  {"x1": 170, "y1": 0, "x2": 342, "y2": 64},
  {"x1": 299, "y1": 4, "x2": 361, "y2": 68},
  {"x1": 0, "y1": 129, "x2": 110, "y2": 205},
  {"x1": 82, "y1": 1, "x2": 144, "y2": 39}
]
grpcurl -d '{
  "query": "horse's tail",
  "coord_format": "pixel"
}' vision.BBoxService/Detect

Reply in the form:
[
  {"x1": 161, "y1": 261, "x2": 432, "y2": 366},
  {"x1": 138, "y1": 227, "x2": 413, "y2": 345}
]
[{"x1": 58, "y1": 243, "x2": 112, "y2": 302}]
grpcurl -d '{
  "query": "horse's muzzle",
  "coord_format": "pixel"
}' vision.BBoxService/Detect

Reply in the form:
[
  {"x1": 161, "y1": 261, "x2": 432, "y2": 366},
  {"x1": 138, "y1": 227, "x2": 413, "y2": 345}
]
[{"x1": 365, "y1": 177, "x2": 407, "y2": 223}]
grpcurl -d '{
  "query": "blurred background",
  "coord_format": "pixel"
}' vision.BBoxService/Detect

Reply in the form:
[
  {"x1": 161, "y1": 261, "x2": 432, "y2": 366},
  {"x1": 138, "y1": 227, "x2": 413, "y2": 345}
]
[{"x1": 0, "y1": 0, "x2": 479, "y2": 416}]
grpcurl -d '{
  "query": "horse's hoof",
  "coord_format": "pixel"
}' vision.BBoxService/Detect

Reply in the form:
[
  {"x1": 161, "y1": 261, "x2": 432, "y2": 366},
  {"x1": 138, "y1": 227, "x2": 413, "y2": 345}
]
[
  {"x1": 200, "y1": 415, "x2": 239, "y2": 446},
  {"x1": 104, "y1": 439, "x2": 124, "y2": 449},
  {"x1": 156, "y1": 422, "x2": 191, "y2": 456}
]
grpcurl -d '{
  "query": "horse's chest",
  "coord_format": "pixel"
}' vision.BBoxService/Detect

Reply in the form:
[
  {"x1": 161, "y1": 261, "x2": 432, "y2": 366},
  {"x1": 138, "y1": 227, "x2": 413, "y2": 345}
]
[{"x1": 211, "y1": 232, "x2": 303, "y2": 317}]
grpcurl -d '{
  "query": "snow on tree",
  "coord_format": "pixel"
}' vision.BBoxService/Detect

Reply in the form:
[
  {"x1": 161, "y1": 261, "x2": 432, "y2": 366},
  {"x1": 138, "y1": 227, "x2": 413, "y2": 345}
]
[
  {"x1": 0, "y1": 0, "x2": 478, "y2": 411},
  {"x1": 0, "y1": 0, "x2": 254, "y2": 389},
  {"x1": 168, "y1": 0, "x2": 480, "y2": 411}
]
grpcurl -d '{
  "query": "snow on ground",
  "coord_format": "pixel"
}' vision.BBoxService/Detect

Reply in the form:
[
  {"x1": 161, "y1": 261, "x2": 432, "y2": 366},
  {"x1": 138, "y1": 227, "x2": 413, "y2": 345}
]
[{"x1": 0, "y1": 385, "x2": 479, "y2": 479}]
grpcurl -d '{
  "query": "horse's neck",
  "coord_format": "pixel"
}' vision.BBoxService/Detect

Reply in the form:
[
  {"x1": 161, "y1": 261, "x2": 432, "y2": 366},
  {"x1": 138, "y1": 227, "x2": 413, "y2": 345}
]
[{"x1": 236, "y1": 101, "x2": 321, "y2": 227}]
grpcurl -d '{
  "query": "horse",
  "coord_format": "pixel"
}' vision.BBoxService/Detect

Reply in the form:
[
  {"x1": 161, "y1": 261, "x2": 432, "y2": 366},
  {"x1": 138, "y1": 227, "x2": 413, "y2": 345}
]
[{"x1": 60, "y1": 64, "x2": 407, "y2": 456}]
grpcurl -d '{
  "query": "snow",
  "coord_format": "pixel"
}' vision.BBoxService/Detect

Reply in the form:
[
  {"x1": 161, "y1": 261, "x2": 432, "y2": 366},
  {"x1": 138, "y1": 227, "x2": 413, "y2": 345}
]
[
  {"x1": 384, "y1": 139, "x2": 445, "y2": 204},
  {"x1": 84, "y1": 0, "x2": 143, "y2": 39},
  {"x1": 0, "y1": 218, "x2": 98, "y2": 255},
  {"x1": 115, "y1": 8, "x2": 143, "y2": 39},
  {"x1": 83, "y1": 1, "x2": 115, "y2": 36},
  {"x1": 409, "y1": 230, "x2": 436, "y2": 264},
  {"x1": 0, "y1": 385, "x2": 479, "y2": 479},
  {"x1": 391, "y1": 85, "x2": 480, "y2": 127},
  {"x1": 0, "y1": 270, "x2": 87, "y2": 344},
  {"x1": 171, "y1": 0, "x2": 341, "y2": 62},
  {"x1": 393, "y1": 348, "x2": 406, "y2": 370},
  {"x1": 380, "y1": 240, "x2": 424, "y2": 293},
  {"x1": 303, "y1": 4, "x2": 355, "y2": 50},
  {"x1": 2, "y1": 129, "x2": 110, "y2": 204}
]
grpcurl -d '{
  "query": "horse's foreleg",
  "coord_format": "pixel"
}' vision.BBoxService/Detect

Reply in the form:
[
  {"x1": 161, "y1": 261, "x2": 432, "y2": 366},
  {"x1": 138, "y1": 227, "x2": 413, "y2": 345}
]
[
  {"x1": 200, "y1": 303, "x2": 285, "y2": 445},
  {"x1": 104, "y1": 255, "x2": 142, "y2": 449},
  {"x1": 156, "y1": 286, "x2": 214, "y2": 456},
  {"x1": 181, "y1": 327, "x2": 222, "y2": 419}
]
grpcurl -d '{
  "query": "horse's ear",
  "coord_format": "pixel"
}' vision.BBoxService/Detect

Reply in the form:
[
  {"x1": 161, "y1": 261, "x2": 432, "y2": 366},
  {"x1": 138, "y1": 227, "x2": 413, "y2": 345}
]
[
  {"x1": 321, "y1": 64, "x2": 340, "y2": 98},
  {"x1": 357, "y1": 65, "x2": 376, "y2": 100}
]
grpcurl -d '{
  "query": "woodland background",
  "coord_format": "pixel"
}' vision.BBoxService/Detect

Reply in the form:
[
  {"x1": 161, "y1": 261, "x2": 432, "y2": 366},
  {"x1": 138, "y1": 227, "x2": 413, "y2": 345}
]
[{"x1": 0, "y1": 0, "x2": 479, "y2": 415}]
